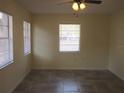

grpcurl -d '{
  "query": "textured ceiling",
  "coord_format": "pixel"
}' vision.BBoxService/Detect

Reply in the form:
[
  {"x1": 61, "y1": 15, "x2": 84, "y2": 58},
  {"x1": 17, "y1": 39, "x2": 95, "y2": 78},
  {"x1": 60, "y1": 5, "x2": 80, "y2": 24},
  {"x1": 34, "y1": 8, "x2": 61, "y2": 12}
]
[{"x1": 16, "y1": 0, "x2": 124, "y2": 14}]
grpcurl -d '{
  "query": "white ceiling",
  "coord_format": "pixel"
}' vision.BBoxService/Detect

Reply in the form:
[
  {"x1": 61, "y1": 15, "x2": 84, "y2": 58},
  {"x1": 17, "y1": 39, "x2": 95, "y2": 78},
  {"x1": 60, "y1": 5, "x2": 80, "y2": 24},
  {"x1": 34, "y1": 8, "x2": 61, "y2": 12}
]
[{"x1": 16, "y1": 0, "x2": 124, "y2": 14}]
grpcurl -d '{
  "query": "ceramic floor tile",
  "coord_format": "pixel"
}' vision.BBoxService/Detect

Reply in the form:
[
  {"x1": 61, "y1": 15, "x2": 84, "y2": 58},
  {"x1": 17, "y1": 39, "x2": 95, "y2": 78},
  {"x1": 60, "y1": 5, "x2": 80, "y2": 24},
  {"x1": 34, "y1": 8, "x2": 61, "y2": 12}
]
[{"x1": 12, "y1": 70, "x2": 124, "y2": 93}]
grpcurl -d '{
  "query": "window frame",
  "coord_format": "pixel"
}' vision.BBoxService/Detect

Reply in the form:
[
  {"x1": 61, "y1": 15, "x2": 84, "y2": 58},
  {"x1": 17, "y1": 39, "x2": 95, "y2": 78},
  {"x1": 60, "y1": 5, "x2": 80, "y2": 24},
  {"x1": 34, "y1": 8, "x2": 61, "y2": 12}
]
[
  {"x1": 0, "y1": 11, "x2": 13, "y2": 69},
  {"x1": 59, "y1": 24, "x2": 81, "y2": 52},
  {"x1": 23, "y1": 21, "x2": 31, "y2": 55}
]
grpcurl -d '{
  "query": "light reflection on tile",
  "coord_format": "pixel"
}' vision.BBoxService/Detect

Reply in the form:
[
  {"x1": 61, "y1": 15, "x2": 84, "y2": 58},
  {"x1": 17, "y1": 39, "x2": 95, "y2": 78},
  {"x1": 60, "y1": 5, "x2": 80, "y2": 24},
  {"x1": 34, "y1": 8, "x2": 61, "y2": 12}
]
[{"x1": 63, "y1": 80, "x2": 80, "y2": 92}]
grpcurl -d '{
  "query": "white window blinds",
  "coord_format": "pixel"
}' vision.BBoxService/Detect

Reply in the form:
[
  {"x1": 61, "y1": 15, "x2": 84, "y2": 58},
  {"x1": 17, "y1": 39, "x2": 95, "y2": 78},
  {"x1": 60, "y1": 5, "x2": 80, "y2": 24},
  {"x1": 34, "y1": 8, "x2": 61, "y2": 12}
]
[
  {"x1": 23, "y1": 21, "x2": 31, "y2": 55},
  {"x1": 0, "y1": 12, "x2": 13, "y2": 69},
  {"x1": 59, "y1": 24, "x2": 80, "y2": 52}
]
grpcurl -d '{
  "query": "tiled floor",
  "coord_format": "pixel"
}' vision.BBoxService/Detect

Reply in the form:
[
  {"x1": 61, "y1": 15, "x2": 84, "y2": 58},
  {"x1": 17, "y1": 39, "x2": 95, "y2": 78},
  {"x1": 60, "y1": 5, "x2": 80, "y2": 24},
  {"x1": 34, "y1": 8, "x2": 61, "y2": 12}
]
[{"x1": 13, "y1": 70, "x2": 124, "y2": 93}]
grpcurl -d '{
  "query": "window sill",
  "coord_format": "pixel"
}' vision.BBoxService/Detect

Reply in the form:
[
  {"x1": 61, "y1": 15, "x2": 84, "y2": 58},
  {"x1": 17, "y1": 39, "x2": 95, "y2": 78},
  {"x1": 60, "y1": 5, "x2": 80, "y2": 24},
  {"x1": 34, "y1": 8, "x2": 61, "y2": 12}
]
[
  {"x1": 24, "y1": 52, "x2": 31, "y2": 56},
  {"x1": 59, "y1": 51, "x2": 80, "y2": 54},
  {"x1": 0, "y1": 61, "x2": 14, "y2": 70}
]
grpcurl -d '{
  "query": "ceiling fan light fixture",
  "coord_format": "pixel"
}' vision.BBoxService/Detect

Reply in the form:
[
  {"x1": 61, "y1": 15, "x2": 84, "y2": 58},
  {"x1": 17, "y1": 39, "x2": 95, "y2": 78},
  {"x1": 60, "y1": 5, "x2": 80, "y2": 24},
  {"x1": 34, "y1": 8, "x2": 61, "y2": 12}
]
[
  {"x1": 80, "y1": 3, "x2": 86, "y2": 10},
  {"x1": 72, "y1": 2, "x2": 79, "y2": 11}
]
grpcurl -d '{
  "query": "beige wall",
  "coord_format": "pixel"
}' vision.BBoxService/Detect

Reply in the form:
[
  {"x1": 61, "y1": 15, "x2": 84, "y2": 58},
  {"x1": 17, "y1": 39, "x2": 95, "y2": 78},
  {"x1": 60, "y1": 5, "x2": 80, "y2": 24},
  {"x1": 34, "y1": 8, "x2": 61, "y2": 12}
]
[
  {"x1": 109, "y1": 10, "x2": 124, "y2": 80},
  {"x1": 0, "y1": 1, "x2": 124, "y2": 93},
  {"x1": 0, "y1": 0, "x2": 31, "y2": 93},
  {"x1": 32, "y1": 14, "x2": 110, "y2": 70}
]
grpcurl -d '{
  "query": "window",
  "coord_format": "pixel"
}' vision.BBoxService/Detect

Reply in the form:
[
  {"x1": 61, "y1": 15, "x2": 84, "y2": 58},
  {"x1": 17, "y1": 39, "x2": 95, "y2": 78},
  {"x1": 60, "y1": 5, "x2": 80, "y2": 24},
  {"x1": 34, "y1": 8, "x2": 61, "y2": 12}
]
[
  {"x1": 0, "y1": 12, "x2": 13, "y2": 69},
  {"x1": 23, "y1": 21, "x2": 31, "y2": 55},
  {"x1": 59, "y1": 24, "x2": 80, "y2": 52}
]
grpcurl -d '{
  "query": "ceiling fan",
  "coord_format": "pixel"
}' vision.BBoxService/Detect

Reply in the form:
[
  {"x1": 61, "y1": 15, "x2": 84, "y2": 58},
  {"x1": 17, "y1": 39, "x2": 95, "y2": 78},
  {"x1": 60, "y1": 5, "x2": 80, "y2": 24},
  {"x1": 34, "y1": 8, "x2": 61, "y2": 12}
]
[{"x1": 59, "y1": 0, "x2": 102, "y2": 11}]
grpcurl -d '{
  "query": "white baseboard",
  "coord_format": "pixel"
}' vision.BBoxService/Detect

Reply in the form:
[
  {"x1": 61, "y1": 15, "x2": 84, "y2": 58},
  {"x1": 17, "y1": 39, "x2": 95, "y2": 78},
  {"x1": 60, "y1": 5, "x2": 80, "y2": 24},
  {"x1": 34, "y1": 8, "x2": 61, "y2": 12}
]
[
  {"x1": 109, "y1": 69, "x2": 124, "y2": 81},
  {"x1": 32, "y1": 67, "x2": 108, "y2": 70}
]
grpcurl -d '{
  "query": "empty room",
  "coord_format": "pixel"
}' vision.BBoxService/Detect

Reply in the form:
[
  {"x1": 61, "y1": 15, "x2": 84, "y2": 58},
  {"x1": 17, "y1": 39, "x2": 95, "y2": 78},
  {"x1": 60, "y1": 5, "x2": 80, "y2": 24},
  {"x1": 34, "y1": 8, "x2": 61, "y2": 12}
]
[{"x1": 0, "y1": 0, "x2": 124, "y2": 93}]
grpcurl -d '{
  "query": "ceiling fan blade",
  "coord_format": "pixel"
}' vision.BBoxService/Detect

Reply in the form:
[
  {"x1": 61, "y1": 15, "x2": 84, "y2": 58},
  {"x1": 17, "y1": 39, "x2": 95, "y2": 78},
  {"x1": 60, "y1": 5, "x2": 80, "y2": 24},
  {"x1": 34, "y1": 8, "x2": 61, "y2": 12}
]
[
  {"x1": 57, "y1": 1, "x2": 73, "y2": 5},
  {"x1": 84, "y1": 0, "x2": 102, "y2": 4}
]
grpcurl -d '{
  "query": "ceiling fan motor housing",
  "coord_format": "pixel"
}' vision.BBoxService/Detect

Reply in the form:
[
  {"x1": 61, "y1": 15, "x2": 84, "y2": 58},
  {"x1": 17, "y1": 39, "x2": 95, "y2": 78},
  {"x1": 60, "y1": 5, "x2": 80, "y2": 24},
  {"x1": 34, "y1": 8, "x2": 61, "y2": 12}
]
[{"x1": 74, "y1": 0, "x2": 82, "y2": 4}]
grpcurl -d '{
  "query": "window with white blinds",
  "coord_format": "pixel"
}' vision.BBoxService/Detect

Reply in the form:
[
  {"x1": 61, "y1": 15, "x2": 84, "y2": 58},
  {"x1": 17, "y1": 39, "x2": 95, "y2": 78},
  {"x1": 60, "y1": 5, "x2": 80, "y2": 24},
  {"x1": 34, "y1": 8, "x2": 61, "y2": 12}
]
[
  {"x1": 23, "y1": 21, "x2": 31, "y2": 55},
  {"x1": 59, "y1": 24, "x2": 80, "y2": 52},
  {"x1": 0, "y1": 12, "x2": 13, "y2": 69}
]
